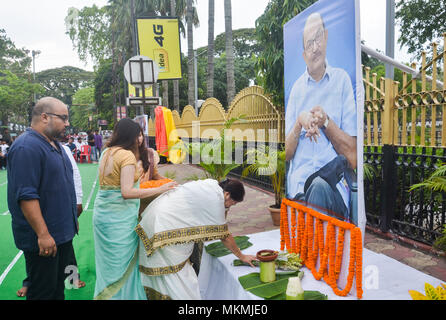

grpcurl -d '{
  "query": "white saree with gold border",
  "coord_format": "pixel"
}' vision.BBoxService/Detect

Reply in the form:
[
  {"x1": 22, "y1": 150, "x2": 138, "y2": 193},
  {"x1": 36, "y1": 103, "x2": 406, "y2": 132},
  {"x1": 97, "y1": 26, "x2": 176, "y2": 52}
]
[{"x1": 136, "y1": 179, "x2": 229, "y2": 300}]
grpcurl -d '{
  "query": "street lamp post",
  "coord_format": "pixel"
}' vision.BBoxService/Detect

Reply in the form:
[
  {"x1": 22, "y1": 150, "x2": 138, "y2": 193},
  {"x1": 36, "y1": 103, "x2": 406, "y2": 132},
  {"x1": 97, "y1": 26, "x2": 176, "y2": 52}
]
[{"x1": 32, "y1": 50, "x2": 41, "y2": 103}]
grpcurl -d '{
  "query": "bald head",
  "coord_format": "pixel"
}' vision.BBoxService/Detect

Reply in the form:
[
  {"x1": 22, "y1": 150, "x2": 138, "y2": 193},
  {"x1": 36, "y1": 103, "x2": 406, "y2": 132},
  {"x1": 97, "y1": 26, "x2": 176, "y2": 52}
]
[
  {"x1": 302, "y1": 12, "x2": 328, "y2": 82},
  {"x1": 303, "y1": 13, "x2": 325, "y2": 49},
  {"x1": 32, "y1": 97, "x2": 66, "y2": 123}
]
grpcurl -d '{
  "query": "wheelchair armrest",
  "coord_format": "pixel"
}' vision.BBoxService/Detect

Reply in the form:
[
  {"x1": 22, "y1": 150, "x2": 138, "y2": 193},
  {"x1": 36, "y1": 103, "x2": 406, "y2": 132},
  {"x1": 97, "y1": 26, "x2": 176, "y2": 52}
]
[{"x1": 344, "y1": 167, "x2": 358, "y2": 192}]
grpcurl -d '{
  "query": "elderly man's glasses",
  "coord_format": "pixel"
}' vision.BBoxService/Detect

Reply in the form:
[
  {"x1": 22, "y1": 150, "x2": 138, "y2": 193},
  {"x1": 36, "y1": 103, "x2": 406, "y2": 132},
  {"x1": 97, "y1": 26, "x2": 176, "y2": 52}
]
[
  {"x1": 305, "y1": 28, "x2": 324, "y2": 52},
  {"x1": 45, "y1": 113, "x2": 69, "y2": 122}
]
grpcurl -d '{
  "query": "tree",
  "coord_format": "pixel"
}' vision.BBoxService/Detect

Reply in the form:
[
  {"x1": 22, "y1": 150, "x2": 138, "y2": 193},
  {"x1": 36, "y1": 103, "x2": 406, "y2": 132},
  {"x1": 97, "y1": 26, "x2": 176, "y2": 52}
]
[
  {"x1": 36, "y1": 66, "x2": 95, "y2": 106},
  {"x1": 0, "y1": 29, "x2": 32, "y2": 74},
  {"x1": 214, "y1": 28, "x2": 260, "y2": 58},
  {"x1": 396, "y1": 0, "x2": 446, "y2": 59},
  {"x1": 206, "y1": 0, "x2": 215, "y2": 98},
  {"x1": 255, "y1": 0, "x2": 316, "y2": 108},
  {"x1": 65, "y1": 5, "x2": 111, "y2": 64},
  {"x1": 0, "y1": 71, "x2": 43, "y2": 126},
  {"x1": 0, "y1": 29, "x2": 40, "y2": 128},
  {"x1": 70, "y1": 87, "x2": 95, "y2": 130},
  {"x1": 224, "y1": 0, "x2": 235, "y2": 105}
]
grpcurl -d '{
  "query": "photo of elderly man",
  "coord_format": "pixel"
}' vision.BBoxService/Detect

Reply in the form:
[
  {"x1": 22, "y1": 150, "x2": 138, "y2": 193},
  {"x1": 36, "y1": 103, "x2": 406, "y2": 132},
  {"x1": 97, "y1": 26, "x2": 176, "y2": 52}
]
[{"x1": 285, "y1": 10, "x2": 358, "y2": 224}]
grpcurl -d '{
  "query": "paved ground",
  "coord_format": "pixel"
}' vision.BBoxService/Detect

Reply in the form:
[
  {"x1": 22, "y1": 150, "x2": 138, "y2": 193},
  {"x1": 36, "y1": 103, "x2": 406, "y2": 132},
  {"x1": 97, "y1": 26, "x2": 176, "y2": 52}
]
[{"x1": 158, "y1": 163, "x2": 446, "y2": 283}]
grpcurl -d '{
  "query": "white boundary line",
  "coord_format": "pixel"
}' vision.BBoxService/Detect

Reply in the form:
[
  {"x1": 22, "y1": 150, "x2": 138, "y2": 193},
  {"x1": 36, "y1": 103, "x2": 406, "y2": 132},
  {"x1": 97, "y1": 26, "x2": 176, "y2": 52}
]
[
  {"x1": 2, "y1": 210, "x2": 9, "y2": 216},
  {"x1": 0, "y1": 250, "x2": 23, "y2": 286},
  {"x1": 0, "y1": 181, "x2": 7, "y2": 187},
  {"x1": 0, "y1": 171, "x2": 98, "y2": 286},
  {"x1": 83, "y1": 173, "x2": 98, "y2": 211}
]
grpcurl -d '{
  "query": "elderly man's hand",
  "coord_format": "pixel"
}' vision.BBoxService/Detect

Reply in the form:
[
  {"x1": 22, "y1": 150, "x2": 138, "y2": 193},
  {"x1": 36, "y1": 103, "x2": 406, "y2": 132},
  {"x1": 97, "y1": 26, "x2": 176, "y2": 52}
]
[
  {"x1": 310, "y1": 106, "x2": 328, "y2": 129},
  {"x1": 298, "y1": 111, "x2": 321, "y2": 142}
]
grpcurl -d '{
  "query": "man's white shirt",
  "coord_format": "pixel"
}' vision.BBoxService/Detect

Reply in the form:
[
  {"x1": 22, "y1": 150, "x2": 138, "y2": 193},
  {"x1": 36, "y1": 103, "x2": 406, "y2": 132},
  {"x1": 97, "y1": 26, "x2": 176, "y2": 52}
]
[{"x1": 285, "y1": 62, "x2": 357, "y2": 208}]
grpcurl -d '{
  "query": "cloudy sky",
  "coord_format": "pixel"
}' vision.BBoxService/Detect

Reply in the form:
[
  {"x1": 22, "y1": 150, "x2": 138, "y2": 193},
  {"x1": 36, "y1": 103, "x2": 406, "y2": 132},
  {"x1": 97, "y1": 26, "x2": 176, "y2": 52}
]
[{"x1": 0, "y1": 0, "x2": 411, "y2": 73}]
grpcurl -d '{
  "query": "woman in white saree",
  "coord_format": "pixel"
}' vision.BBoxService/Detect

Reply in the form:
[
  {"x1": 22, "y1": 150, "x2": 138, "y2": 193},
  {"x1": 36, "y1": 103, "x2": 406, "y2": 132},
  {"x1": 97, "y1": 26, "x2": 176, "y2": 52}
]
[{"x1": 136, "y1": 178, "x2": 257, "y2": 300}]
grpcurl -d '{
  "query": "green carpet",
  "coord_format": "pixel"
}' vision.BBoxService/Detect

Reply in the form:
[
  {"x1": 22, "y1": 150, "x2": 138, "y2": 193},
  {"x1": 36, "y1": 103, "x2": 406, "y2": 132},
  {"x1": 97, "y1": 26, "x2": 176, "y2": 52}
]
[{"x1": 0, "y1": 164, "x2": 99, "y2": 300}]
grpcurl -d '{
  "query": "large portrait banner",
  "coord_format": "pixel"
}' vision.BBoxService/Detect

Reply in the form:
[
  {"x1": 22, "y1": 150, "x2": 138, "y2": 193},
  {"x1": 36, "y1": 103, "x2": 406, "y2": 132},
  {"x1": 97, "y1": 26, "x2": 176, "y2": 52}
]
[{"x1": 283, "y1": 0, "x2": 365, "y2": 297}]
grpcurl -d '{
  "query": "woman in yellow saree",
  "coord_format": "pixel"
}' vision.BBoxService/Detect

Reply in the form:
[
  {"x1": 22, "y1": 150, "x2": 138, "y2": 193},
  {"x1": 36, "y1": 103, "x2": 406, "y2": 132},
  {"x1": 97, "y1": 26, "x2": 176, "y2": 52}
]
[{"x1": 93, "y1": 118, "x2": 177, "y2": 300}]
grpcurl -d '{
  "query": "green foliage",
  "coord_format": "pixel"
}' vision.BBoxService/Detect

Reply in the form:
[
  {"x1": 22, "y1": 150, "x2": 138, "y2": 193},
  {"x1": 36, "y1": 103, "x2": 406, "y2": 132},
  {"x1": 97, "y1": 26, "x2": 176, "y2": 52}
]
[
  {"x1": 396, "y1": 0, "x2": 445, "y2": 59},
  {"x1": 409, "y1": 164, "x2": 446, "y2": 194},
  {"x1": 433, "y1": 225, "x2": 446, "y2": 252},
  {"x1": 0, "y1": 29, "x2": 32, "y2": 74},
  {"x1": 70, "y1": 87, "x2": 95, "y2": 130},
  {"x1": 255, "y1": 0, "x2": 316, "y2": 108},
  {"x1": 173, "y1": 115, "x2": 246, "y2": 181},
  {"x1": 209, "y1": 53, "x2": 256, "y2": 107},
  {"x1": 0, "y1": 29, "x2": 38, "y2": 126},
  {"x1": 363, "y1": 163, "x2": 378, "y2": 182},
  {"x1": 36, "y1": 66, "x2": 94, "y2": 106},
  {"x1": 65, "y1": 5, "x2": 111, "y2": 64},
  {"x1": 214, "y1": 28, "x2": 261, "y2": 58},
  {"x1": 242, "y1": 145, "x2": 286, "y2": 207},
  {"x1": 0, "y1": 70, "x2": 44, "y2": 121}
]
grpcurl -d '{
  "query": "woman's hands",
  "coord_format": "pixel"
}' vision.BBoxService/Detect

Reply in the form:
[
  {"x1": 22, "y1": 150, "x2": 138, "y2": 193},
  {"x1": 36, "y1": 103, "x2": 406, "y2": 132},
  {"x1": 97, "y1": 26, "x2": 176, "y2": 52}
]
[{"x1": 158, "y1": 181, "x2": 178, "y2": 194}]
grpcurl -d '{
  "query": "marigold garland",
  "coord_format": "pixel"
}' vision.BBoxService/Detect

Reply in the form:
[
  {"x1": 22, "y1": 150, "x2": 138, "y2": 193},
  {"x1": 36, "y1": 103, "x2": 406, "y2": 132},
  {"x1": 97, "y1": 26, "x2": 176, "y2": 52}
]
[
  {"x1": 291, "y1": 207, "x2": 297, "y2": 253},
  {"x1": 281, "y1": 198, "x2": 363, "y2": 299},
  {"x1": 140, "y1": 178, "x2": 173, "y2": 189}
]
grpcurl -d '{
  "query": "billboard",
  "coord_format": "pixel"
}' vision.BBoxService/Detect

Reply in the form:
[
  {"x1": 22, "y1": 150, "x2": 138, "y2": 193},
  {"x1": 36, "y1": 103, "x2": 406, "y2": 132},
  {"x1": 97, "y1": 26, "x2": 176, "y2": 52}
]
[
  {"x1": 284, "y1": 0, "x2": 364, "y2": 229},
  {"x1": 284, "y1": 0, "x2": 365, "y2": 296},
  {"x1": 136, "y1": 17, "x2": 182, "y2": 80}
]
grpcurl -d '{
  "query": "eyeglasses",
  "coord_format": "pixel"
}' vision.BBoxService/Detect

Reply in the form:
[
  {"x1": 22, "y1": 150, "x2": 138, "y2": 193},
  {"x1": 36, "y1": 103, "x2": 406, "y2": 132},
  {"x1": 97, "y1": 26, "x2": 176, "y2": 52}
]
[
  {"x1": 45, "y1": 113, "x2": 69, "y2": 122},
  {"x1": 305, "y1": 28, "x2": 324, "y2": 52}
]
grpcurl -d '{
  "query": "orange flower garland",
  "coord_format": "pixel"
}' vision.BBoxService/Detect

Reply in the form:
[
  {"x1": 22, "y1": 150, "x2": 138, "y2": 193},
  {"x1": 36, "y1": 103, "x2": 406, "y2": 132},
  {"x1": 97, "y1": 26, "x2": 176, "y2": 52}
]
[
  {"x1": 291, "y1": 207, "x2": 297, "y2": 253},
  {"x1": 280, "y1": 198, "x2": 363, "y2": 299},
  {"x1": 140, "y1": 178, "x2": 173, "y2": 189}
]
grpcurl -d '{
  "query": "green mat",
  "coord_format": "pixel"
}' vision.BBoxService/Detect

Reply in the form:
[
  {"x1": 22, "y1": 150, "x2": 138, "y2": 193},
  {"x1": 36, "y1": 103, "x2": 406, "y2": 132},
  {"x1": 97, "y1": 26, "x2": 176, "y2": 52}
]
[{"x1": 0, "y1": 164, "x2": 98, "y2": 300}]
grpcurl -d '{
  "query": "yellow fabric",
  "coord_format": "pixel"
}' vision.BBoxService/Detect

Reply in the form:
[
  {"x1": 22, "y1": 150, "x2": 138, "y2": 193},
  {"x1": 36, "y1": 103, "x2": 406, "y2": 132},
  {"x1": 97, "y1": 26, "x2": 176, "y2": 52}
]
[
  {"x1": 99, "y1": 147, "x2": 140, "y2": 187},
  {"x1": 162, "y1": 107, "x2": 185, "y2": 164}
]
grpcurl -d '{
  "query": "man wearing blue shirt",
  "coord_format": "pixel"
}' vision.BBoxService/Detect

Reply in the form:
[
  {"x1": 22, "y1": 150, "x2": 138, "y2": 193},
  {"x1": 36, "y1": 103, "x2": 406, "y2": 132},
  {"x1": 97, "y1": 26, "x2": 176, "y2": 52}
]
[
  {"x1": 285, "y1": 12, "x2": 357, "y2": 221},
  {"x1": 7, "y1": 97, "x2": 78, "y2": 300}
]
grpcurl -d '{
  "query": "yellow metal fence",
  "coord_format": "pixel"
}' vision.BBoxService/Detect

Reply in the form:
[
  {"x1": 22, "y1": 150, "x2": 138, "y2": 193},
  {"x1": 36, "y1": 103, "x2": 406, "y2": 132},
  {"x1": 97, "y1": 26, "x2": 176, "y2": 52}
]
[{"x1": 364, "y1": 34, "x2": 446, "y2": 148}]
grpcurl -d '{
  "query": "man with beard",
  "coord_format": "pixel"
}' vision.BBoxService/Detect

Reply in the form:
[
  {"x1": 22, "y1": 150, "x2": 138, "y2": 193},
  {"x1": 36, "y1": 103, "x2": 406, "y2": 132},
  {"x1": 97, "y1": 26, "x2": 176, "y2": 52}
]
[{"x1": 7, "y1": 97, "x2": 78, "y2": 300}]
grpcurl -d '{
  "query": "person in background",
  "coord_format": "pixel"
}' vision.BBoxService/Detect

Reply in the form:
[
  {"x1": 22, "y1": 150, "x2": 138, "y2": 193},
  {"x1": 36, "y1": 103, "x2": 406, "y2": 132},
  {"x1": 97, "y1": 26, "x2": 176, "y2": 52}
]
[
  {"x1": 93, "y1": 118, "x2": 177, "y2": 300},
  {"x1": 74, "y1": 137, "x2": 85, "y2": 162},
  {"x1": 16, "y1": 142, "x2": 86, "y2": 297},
  {"x1": 2, "y1": 128, "x2": 11, "y2": 145},
  {"x1": 0, "y1": 139, "x2": 9, "y2": 169},
  {"x1": 7, "y1": 97, "x2": 78, "y2": 300},
  {"x1": 66, "y1": 137, "x2": 76, "y2": 158},
  {"x1": 87, "y1": 130, "x2": 96, "y2": 163},
  {"x1": 94, "y1": 129, "x2": 103, "y2": 161}
]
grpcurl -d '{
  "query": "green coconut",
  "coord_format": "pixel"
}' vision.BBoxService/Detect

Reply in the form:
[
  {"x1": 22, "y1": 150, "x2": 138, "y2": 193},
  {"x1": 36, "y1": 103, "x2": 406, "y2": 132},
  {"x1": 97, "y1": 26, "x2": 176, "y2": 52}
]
[{"x1": 286, "y1": 277, "x2": 304, "y2": 300}]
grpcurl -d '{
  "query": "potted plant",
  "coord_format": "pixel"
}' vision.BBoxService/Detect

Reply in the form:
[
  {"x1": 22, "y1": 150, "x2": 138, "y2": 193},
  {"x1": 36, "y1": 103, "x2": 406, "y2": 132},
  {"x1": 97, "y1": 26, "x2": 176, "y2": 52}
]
[
  {"x1": 172, "y1": 115, "x2": 246, "y2": 182},
  {"x1": 242, "y1": 145, "x2": 286, "y2": 226}
]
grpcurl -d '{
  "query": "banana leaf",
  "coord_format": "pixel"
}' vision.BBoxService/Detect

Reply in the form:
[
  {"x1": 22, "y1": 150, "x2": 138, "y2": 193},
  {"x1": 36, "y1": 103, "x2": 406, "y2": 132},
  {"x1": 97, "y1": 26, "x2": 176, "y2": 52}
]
[
  {"x1": 238, "y1": 271, "x2": 326, "y2": 300},
  {"x1": 205, "y1": 236, "x2": 252, "y2": 257},
  {"x1": 238, "y1": 271, "x2": 301, "y2": 299}
]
